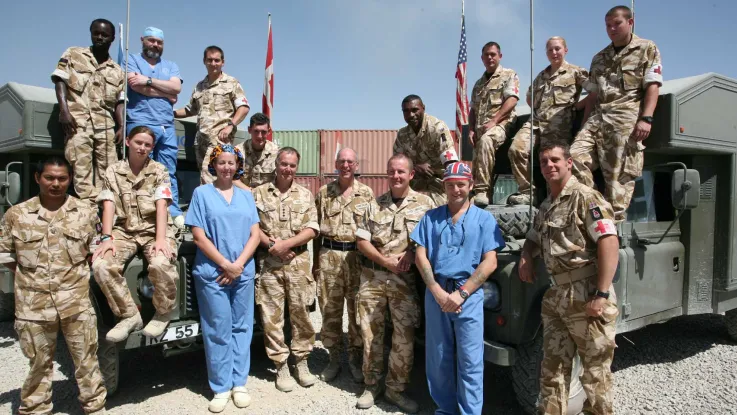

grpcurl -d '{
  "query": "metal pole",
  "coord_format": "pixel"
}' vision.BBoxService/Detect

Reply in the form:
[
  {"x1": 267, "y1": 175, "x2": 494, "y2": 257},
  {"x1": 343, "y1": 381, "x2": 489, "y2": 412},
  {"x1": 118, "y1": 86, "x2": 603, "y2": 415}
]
[
  {"x1": 528, "y1": 0, "x2": 534, "y2": 221},
  {"x1": 122, "y1": 0, "x2": 130, "y2": 159},
  {"x1": 632, "y1": 0, "x2": 635, "y2": 34}
]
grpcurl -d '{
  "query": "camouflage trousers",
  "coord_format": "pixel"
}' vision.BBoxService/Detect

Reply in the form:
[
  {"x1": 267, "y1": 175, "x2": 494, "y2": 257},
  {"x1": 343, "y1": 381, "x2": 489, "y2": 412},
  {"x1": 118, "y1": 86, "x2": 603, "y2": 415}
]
[
  {"x1": 14, "y1": 309, "x2": 106, "y2": 414},
  {"x1": 317, "y1": 248, "x2": 362, "y2": 357},
  {"x1": 65, "y1": 125, "x2": 118, "y2": 205},
  {"x1": 472, "y1": 122, "x2": 513, "y2": 194},
  {"x1": 91, "y1": 229, "x2": 179, "y2": 318},
  {"x1": 509, "y1": 122, "x2": 571, "y2": 194},
  {"x1": 256, "y1": 250, "x2": 316, "y2": 364},
  {"x1": 570, "y1": 113, "x2": 644, "y2": 222},
  {"x1": 539, "y1": 277, "x2": 619, "y2": 415},
  {"x1": 356, "y1": 268, "x2": 420, "y2": 392}
]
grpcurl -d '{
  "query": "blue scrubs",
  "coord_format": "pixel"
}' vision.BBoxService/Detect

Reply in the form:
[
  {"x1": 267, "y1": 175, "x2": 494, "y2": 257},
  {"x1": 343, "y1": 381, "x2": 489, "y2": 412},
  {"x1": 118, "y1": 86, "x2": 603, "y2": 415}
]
[
  {"x1": 411, "y1": 204, "x2": 505, "y2": 415},
  {"x1": 126, "y1": 52, "x2": 183, "y2": 218},
  {"x1": 185, "y1": 184, "x2": 259, "y2": 394}
]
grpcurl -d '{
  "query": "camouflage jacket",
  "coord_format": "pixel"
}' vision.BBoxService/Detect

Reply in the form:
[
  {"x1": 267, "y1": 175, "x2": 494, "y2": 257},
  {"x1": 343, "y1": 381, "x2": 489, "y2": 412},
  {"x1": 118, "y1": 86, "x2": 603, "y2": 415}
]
[
  {"x1": 526, "y1": 176, "x2": 617, "y2": 276},
  {"x1": 471, "y1": 64, "x2": 520, "y2": 132},
  {"x1": 526, "y1": 61, "x2": 588, "y2": 140},
  {"x1": 237, "y1": 139, "x2": 279, "y2": 188},
  {"x1": 97, "y1": 159, "x2": 173, "y2": 236},
  {"x1": 315, "y1": 179, "x2": 374, "y2": 243},
  {"x1": 51, "y1": 46, "x2": 125, "y2": 130},
  {"x1": 393, "y1": 113, "x2": 458, "y2": 196},
  {"x1": 0, "y1": 196, "x2": 99, "y2": 321},
  {"x1": 185, "y1": 72, "x2": 249, "y2": 145},
  {"x1": 253, "y1": 181, "x2": 319, "y2": 242}
]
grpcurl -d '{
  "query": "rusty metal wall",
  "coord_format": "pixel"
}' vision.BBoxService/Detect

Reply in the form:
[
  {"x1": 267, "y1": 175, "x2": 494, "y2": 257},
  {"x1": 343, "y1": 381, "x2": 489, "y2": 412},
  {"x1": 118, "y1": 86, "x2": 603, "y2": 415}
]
[{"x1": 319, "y1": 130, "x2": 396, "y2": 175}]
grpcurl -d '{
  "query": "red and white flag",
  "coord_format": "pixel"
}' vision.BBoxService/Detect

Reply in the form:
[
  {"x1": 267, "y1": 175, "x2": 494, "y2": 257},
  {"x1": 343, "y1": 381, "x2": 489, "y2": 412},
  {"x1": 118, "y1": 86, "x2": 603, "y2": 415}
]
[
  {"x1": 262, "y1": 14, "x2": 274, "y2": 141},
  {"x1": 455, "y1": 7, "x2": 469, "y2": 148}
]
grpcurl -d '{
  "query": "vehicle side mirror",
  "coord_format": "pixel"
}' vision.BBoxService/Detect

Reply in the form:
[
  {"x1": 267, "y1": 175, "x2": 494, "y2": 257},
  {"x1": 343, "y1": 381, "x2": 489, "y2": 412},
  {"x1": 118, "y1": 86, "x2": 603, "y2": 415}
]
[
  {"x1": 671, "y1": 168, "x2": 700, "y2": 210},
  {"x1": 0, "y1": 171, "x2": 21, "y2": 206}
]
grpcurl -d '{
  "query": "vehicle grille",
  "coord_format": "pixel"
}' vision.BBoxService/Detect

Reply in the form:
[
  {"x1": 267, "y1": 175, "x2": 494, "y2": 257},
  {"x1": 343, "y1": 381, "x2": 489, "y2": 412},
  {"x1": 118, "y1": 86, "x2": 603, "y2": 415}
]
[{"x1": 184, "y1": 258, "x2": 198, "y2": 315}]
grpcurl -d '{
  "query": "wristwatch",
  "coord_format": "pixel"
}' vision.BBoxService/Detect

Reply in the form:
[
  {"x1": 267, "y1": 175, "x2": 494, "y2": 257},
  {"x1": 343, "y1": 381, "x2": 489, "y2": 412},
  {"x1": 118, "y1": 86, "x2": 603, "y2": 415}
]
[
  {"x1": 146, "y1": 77, "x2": 153, "y2": 87},
  {"x1": 226, "y1": 119, "x2": 235, "y2": 127},
  {"x1": 459, "y1": 285, "x2": 470, "y2": 300},
  {"x1": 639, "y1": 115, "x2": 653, "y2": 124},
  {"x1": 593, "y1": 289, "x2": 610, "y2": 300}
]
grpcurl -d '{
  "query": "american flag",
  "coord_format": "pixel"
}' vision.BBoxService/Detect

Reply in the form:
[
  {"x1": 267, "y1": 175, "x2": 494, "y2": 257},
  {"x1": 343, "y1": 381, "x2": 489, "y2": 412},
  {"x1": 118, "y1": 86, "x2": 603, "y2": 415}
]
[
  {"x1": 262, "y1": 15, "x2": 274, "y2": 141},
  {"x1": 455, "y1": 12, "x2": 469, "y2": 144}
]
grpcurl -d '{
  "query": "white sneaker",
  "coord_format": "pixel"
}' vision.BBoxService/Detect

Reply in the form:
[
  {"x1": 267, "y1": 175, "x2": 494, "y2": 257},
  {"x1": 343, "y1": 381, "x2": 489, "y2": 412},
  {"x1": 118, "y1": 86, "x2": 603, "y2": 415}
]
[
  {"x1": 231, "y1": 386, "x2": 252, "y2": 408},
  {"x1": 173, "y1": 215, "x2": 185, "y2": 230},
  {"x1": 208, "y1": 391, "x2": 230, "y2": 413}
]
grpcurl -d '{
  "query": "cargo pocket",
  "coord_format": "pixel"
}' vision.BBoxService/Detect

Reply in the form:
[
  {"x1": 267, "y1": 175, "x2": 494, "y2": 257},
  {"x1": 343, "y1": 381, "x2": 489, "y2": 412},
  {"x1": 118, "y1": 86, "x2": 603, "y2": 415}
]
[
  {"x1": 300, "y1": 271, "x2": 317, "y2": 308},
  {"x1": 104, "y1": 78, "x2": 121, "y2": 110},
  {"x1": 136, "y1": 190, "x2": 157, "y2": 217},
  {"x1": 213, "y1": 91, "x2": 232, "y2": 112},
  {"x1": 545, "y1": 213, "x2": 586, "y2": 258},
  {"x1": 256, "y1": 202, "x2": 276, "y2": 231},
  {"x1": 62, "y1": 228, "x2": 90, "y2": 264},
  {"x1": 623, "y1": 139, "x2": 644, "y2": 177},
  {"x1": 12, "y1": 229, "x2": 44, "y2": 269},
  {"x1": 620, "y1": 63, "x2": 640, "y2": 91},
  {"x1": 254, "y1": 277, "x2": 265, "y2": 306},
  {"x1": 290, "y1": 206, "x2": 310, "y2": 233},
  {"x1": 552, "y1": 77, "x2": 576, "y2": 105},
  {"x1": 14, "y1": 320, "x2": 36, "y2": 360},
  {"x1": 68, "y1": 69, "x2": 91, "y2": 93}
]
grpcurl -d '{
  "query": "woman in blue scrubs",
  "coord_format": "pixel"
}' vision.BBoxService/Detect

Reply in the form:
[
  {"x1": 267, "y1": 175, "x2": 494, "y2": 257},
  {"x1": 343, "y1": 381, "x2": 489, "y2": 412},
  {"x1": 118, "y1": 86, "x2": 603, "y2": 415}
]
[
  {"x1": 185, "y1": 144, "x2": 261, "y2": 413},
  {"x1": 411, "y1": 162, "x2": 505, "y2": 415}
]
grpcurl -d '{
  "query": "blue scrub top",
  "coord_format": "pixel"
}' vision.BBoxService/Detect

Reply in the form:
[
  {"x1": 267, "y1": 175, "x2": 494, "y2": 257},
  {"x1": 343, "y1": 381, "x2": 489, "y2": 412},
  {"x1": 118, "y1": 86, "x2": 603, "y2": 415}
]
[
  {"x1": 126, "y1": 52, "x2": 181, "y2": 126},
  {"x1": 185, "y1": 184, "x2": 259, "y2": 281},
  {"x1": 410, "y1": 204, "x2": 505, "y2": 280}
]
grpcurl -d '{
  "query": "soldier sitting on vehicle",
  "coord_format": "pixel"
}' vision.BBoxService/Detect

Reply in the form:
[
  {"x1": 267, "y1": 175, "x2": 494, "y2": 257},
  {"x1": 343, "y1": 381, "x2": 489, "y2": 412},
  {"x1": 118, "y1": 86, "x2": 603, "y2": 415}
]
[{"x1": 91, "y1": 125, "x2": 179, "y2": 342}]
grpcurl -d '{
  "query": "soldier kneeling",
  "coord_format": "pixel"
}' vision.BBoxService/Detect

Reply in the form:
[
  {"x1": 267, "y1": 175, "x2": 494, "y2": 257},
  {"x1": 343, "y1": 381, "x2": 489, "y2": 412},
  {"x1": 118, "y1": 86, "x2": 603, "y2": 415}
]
[{"x1": 91, "y1": 125, "x2": 179, "y2": 342}]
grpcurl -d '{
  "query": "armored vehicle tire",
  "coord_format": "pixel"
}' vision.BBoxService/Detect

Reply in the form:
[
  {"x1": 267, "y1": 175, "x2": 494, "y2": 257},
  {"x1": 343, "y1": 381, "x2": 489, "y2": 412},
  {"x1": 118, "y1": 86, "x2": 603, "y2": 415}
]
[
  {"x1": 726, "y1": 309, "x2": 737, "y2": 342},
  {"x1": 485, "y1": 205, "x2": 537, "y2": 240},
  {"x1": 97, "y1": 335, "x2": 120, "y2": 396},
  {"x1": 512, "y1": 333, "x2": 585, "y2": 414},
  {"x1": 0, "y1": 292, "x2": 14, "y2": 322}
]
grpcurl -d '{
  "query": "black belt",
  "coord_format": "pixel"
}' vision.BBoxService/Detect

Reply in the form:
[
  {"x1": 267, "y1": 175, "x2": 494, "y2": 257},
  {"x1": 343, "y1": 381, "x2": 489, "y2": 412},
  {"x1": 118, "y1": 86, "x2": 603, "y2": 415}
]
[{"x1": 322, "y1": 238, "x2": 357, "y2": 251}]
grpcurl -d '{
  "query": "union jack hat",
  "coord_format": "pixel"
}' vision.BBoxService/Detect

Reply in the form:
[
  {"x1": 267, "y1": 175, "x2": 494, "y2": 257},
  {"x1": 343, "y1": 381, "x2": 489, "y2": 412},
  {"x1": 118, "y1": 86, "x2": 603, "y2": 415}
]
[{"x1": 442, "y1": 161, "x2": 473, "y2": 182}]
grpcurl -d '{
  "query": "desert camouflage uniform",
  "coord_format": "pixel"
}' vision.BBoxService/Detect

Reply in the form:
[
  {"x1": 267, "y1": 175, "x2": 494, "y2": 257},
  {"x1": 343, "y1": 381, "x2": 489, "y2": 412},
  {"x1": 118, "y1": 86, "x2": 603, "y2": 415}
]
[
  {"x1": 526, "y1": 176, "x2": 619, "y2": 415},
  {"x1": 236, "y1": 139, "x2": 279, "y2": 188},
  {"x1": 91, "y1": 159, "x2": 178, "y2": 319},
  {"x1": 355, "y1": 189, "x2": 432, "y2": 392},
  {"x1": 470, "y1": 65, "x2": 520, "y2": 195},
  {"x1": 393, "y1": 113, "x2": 459, "y2": 207},
  {"x1": 570, "y1": 34, "x2": 663, "y2": 222},
  {"x1": 509, "y1": 62, "x2": 588, "y2": 195},
  {"x1": 0, "y1": 196, "x2": 106, "y2": 414},
  {"x1": 314, "y1": 179, "x2": 374, "y2": 359},
  {"x1": 51, "y1": 46, "x2": 124, "y2": 204},
  {"x1": 184, "y1": 72, "x2": 249, "y2": 184},
  {"x1": 253, "y1": 181, "x2": 319, "y2": 364}
]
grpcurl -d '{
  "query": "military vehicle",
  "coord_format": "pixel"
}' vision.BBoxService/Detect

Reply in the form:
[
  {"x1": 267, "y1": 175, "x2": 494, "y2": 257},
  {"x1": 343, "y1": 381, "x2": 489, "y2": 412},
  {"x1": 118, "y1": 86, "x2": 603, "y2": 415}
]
[{"x1": 2, "y1": 73, "x2": 737, "y2": 413}]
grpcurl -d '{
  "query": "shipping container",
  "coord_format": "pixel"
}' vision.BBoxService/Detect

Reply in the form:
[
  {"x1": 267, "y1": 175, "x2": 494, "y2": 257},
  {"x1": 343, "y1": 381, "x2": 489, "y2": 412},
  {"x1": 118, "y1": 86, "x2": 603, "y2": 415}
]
[
  {"x1": 272, "y1": 131, "x2": 320, "y2": 175},
  {"x1": 319, "y1": 130, "x2": 397, "y2": 175},
  {"x1": 320, "y1": 174, "x2": 390, "y2": 199},
  {"x1": 294, "y1": 175, "x2": 322, "y2": 197}
]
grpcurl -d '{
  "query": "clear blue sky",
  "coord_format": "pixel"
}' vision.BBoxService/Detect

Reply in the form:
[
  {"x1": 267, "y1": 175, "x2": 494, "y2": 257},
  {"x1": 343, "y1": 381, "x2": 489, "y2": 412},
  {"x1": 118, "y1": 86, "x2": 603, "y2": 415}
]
[{"x1": 1, "y1": 0, "x2": 734, "y2": 130}]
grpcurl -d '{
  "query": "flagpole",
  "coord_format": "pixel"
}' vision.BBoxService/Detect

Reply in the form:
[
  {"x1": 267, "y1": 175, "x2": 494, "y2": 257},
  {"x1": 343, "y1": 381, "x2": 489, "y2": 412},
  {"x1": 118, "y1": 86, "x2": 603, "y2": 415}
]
[
  {"x1": 460, "y1": 0, "x2": 466, "y2": 159},
  {"x1": 122, "y1": 0, "x2": 130, "y2": 158},
  {"x1": 631, "y1": 0, "x2": 635, "y2": 34},
  {"x1": 528, "y1": 0, "x2": 534, "y2": 221}
]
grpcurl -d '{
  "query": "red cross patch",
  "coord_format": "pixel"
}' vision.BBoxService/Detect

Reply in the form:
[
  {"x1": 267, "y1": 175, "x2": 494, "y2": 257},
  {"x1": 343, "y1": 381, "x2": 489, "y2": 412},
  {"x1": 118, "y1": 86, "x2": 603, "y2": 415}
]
[
  {"x1": 654, "y1": 65, "x2": 662, "y2": 75},
  {"x1": 162, "y1": 187, "x2": 172, "y2": 198}
]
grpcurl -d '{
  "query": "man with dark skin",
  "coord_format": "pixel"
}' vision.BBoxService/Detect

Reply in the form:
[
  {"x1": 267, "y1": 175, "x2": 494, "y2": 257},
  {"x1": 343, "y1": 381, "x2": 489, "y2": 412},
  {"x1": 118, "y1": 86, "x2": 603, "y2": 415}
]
[{"x1": 52, "y1": 19, "x2": 126, "y2": 206}]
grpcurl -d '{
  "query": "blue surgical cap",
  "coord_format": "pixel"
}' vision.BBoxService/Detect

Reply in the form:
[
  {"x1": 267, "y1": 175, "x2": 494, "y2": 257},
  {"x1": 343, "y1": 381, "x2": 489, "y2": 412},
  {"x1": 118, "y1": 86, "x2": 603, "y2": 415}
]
[{"x1": 142, "y1": 27, "x2": 164, "y2": 40}]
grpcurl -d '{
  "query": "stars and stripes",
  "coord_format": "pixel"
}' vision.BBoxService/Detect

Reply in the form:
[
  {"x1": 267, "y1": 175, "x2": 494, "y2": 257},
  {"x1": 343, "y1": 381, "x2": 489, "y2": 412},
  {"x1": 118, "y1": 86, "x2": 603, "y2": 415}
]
[
  {"x1": 455, "y1": 12, "x2": 469, "y2": 139},
  {"x1": 262, "y1": 15, "x2": 274, "y2": 141}
]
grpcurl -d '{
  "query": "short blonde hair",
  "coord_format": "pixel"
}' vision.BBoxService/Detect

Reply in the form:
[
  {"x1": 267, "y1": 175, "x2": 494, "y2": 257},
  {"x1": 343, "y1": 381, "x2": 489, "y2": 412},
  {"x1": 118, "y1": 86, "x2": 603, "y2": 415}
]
[{"x1": 546, "y1": 36, "x2": 567, "y2": 49}]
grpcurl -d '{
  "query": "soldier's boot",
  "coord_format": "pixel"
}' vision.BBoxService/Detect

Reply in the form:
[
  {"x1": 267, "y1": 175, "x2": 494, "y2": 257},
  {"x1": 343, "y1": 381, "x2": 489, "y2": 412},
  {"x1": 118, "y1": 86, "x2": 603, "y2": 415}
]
[
  {"x1": 173, "y1": 215, "x2": 186, "y2": 230},
  {"x1": 142, "y1": 312, "x2": 171, "y2": 338},
  {"x1": 356, "y1": 383, "x2": 384, "y2": 410},
  {"x1": 473, "y1": 191, "x2": 490, "y2": 206},
  {"x1": 319, "y1": 351, "x2": 341, "y2": 382},
  {"x1": 507, "y1": 192, "x2": 537, "y2": 206},
  {"x1": 294, "y1": 358, "x2": 317, "y2": 387},
  {"x1": 231, "y1": 386, "x2": 251, "y2": 408},
  {"x1": 348, "y1": 352, "x2": 364, "y2": 383},
  {"x1": 105, "y1": 312, "x2": 143, "y2": 343},
  {"x1": 207, "y1": 391, "x2": 230, "y2": 413},
  {"x1": 275, "y1": 362, "x2": 296, "y2": 392},
  {"x1": 384, "y1": 389, "x2": 419, "y2": 414}
]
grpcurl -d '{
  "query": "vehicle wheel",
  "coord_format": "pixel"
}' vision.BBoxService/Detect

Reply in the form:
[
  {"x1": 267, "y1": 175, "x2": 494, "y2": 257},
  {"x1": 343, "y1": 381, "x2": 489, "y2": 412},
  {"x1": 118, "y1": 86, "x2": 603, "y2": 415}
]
[
  {"x1": 97, "y1": 335, "x2": 120, "y2": 396},
  {"x1": 511, "y1": 333, "x2": 584, "y2": 415},
  {"x1": 486, "y1": 205, "x2": 537, "y2": 240},
  {"x1": 0, "y1": 292, "x2": 14, "y2": 322},
  {"x1": 725, "y1": 309, "x2": 737, "y2": 342}
]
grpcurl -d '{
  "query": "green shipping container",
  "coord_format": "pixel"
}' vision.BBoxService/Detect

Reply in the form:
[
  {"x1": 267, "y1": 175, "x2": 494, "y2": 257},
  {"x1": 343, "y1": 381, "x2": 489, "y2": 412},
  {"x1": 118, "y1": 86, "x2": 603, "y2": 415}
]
[{"x1": 270, "y1": 130, "x2": 320, "y2": 175}]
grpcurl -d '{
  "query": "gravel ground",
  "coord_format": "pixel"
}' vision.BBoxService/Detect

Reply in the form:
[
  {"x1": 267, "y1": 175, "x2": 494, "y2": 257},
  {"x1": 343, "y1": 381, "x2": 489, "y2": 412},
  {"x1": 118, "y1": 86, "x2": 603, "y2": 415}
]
[{"x1": 1, "y1": 311, "x2": 736, "y2": 415}]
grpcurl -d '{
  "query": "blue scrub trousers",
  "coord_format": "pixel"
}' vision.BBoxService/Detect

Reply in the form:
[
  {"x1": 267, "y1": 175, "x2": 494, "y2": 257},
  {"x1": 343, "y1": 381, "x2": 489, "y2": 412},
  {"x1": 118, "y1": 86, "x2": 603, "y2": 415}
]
[
  {"x1": 127, "y1": 122, "x2": 182, "y2": 218},
  {"x1": 425, "y1": 275, "x2": 485, "y2": 415},
  {"x1": 194, "y1": 273, "x2": 255, "y2": 394}
]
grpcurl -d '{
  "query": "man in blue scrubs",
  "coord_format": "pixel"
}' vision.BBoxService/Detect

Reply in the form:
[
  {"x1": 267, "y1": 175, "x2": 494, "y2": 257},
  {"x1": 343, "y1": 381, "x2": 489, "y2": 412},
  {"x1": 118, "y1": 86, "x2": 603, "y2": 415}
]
[
  {"x1": 125, "y1": 27, "x2": 184, "y2": 227},
  {"x1": 411, "y1": 161, "x2": 505, "y2": 415}
]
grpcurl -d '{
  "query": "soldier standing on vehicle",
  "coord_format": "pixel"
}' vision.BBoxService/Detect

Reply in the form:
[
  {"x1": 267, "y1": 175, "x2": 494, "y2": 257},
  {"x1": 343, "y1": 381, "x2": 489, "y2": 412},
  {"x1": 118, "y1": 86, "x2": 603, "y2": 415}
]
[
  {"x1": 411, "y1": 161, "x2": 505, "y2": 414},
  {"x1": 570, "y1": 5, "x2": 663, "y2": 223},
  {"x1": 507, "y1": 36, "x2": 589, "y2": 206},
  {"x1": 174, "y1": 45, "x2": 250, "y2": 185},
  {"x1": 51, "y1": 18, "x2": 125, "y2": 206},
  {"x1": 354, "y1": 153, "x2": 432, "y2": 413},
  {"x1": 91, "y1": 126, "x2": 179, "y2": 342},
  {"x1": 393, "y1": 95, "x2": 459, "y2": 207},
  {"x1": 0, "y1": 157, "x2": 107, "y2": 414},
  {"x1": 519, "y1": 141, "x2": 619, "y2": 415},
  {"x1": 235, "y1": 113, "x2": 279, "y2": 189},
  {"x1": 253, "y1": 147, "x2": 320, "y2": 392},
  {"x1": 313, "y1": 148, "x2": 373, "y2": 384},
  {"x1": 469, "y1": 41, "x2": 520, "y2": 206}
]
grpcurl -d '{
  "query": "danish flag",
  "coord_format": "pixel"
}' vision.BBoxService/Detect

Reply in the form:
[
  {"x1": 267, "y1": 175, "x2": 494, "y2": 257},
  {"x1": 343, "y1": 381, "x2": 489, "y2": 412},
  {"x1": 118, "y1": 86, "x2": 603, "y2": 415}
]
[{"x1": 262, "y1": 14, "x2": 274, "y2": 141}]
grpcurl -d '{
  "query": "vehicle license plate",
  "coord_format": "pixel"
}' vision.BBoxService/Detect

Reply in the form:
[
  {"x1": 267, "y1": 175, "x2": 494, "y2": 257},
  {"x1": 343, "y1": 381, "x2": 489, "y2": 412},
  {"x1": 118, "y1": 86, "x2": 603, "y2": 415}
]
[{"x1": 145, "y1": 323, "x2": 200, "y2": 345}]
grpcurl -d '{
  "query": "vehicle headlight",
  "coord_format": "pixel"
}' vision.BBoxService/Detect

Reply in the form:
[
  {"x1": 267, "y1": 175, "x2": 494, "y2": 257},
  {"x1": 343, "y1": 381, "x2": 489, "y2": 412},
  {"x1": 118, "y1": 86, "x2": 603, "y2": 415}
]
[
  {"x1": 482, "y1": 280, "x2": 501, "y2": 311},
  {"x1": 138, "y1": 276, "x2": 155, "y2": 299}
]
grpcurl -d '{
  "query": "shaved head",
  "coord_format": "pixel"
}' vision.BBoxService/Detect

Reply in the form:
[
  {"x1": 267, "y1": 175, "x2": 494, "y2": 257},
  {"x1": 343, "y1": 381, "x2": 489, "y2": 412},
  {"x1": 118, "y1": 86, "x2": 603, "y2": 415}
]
[{"x1": 336, "y1": 147, "x2": 357, "y2": 162}]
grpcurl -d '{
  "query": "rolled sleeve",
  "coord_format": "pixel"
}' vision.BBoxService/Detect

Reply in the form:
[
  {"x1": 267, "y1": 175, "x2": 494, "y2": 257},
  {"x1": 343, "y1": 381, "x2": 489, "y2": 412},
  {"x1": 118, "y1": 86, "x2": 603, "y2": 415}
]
[
  {"x1": 233, "y1": 82, "x2": 249, "y2": 108},
  {"x1": 355, "y1": 229, "x2": 372, "y2": 241},
  {"x1": 409, "y1": 215, "x2": 428, "y2": 248},
  {"x1": 154, "y1": 169, "x2": 173, "y2": 202},
  {"x1": 503, "y1": 72, "x2": 521, "y2": 100},
  {"x1": 0, "y1": 212, "x2": 16, "y2": 255},
  {"x1": 582, "y1": 193, "x2": 617, "y2": 242},
  {"x1": 51, "y1": 48, "x2": 73, "y2": 83},
  {"x1": 96, "y1": 189, "x2": 115, "y2": 203},
  {"x1": 643, "y1": 43, "x2": 663, "y2": 88}
]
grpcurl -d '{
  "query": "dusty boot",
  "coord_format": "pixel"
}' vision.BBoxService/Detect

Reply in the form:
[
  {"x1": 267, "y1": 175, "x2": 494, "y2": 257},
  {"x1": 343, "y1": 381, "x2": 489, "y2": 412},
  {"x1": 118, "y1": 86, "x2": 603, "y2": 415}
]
[
  {"x1": 319, "y1": 351, "x2": 341, "y2": 382},
  {"x1": 356, "y1": 383, "x2": 383, "y2": 410},
  {"x1": 142, "y1": 312, "x2": 172, "y2": 338},
  {"x1": 275, "y1": 363, "x2": 296, "y2": 392},
  {"x1": 348, "y1": 353, "x2": 364, "y2": 383},
  {"x1": 385, "y1": 389, "x2": 419, "y2": 414},
  {"x1": 231, "y1": 386, "x2": 251, "y2": 408},
  {"x1": 507, "y1": 191, "x2": 536, "y2": 206},
  {"x1": 207, "y1": 391, "x2": 230, "y2": 413},
  {"x1": 294, "y1": 358, "x2": 317, "y2": 387},
  {"x1": 473, "y1": 191, "x2": 490, "y2": 206},
  {"x1": 105, "y1": 313, "x2": 143, "y2": 343}
]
